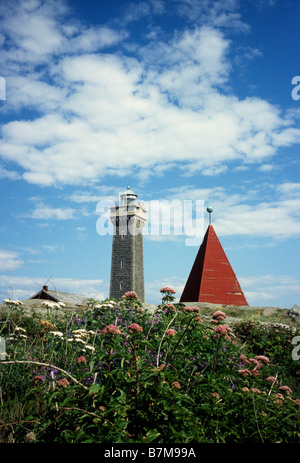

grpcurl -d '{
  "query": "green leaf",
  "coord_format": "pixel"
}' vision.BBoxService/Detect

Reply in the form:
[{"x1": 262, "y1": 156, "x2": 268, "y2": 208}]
[
  {"x1": 143, "y1": 429, "x2": 161, "y2": 442},
  {"x1": 89, "y1": 383, "x2": 101, "y2": 395}
]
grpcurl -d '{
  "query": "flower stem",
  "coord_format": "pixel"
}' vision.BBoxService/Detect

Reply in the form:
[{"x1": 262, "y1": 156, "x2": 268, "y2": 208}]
[
  {"x1": 0, "y1": 360, "x2": 89, "y2": 390},
  {"x1": 156, "y1": 312, "x2": 178, "y2": 368}
]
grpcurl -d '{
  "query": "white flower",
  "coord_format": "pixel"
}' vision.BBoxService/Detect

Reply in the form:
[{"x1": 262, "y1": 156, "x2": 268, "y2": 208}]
[
  {"x1": 15, "y1": 327, "x2": 26, "y2": 332},
  {"x1": 93, "y1": 303, "x2": 103, "y2": 309},
  {"x1": 3, "y1": 299, "x2": 22, "y2": 305},
  {"x1": 74, "y1": 338, "x2": 86, "y2": 344},
  {"x1": 49, "y1": 331, "x2": 64, "y2": 337},
  {"x1": 72, "y1": 329, "x2": 89, "y2": 339},
  {"x1": 42, "y1": 301, "x2": 60, "y2": 309},
  {"x1": 85, "y1": 345, "x2": 95, "y2": 351}
]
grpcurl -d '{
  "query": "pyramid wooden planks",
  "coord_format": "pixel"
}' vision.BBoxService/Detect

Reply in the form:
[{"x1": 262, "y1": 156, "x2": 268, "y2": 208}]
[{"x1": 180, "y1": 225, "x2": 248, "y2": 306}]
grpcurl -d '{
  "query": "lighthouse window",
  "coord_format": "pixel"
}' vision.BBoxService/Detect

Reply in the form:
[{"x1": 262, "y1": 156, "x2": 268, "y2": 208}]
[
  {"x1": 120, "y1": 281, "x2": 124, "y2": 290},
  {"x1": 120, "y1": 260, "x2": 123, "y2": 268}
]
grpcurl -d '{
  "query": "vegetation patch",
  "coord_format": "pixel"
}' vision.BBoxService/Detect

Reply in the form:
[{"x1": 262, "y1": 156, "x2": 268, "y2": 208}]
[{"x1": 0, "y1": 289, "x2": 299, "y2": 443}]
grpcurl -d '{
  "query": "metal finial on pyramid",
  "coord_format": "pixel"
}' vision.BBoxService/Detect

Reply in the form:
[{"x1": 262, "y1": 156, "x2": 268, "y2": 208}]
[{"x1": 206, "y1": 206, "x2": 213, "y2": 225}]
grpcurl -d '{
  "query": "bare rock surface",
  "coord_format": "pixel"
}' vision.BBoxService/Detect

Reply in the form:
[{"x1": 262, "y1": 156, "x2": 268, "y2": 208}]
[{"x1": 287, "y1": 304, "x2": 300, "y2": 324}]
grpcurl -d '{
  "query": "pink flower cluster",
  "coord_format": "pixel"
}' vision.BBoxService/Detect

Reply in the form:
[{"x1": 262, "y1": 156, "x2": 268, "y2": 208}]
[
  {"x1": 238, "y1": 354, "x2": 270, "y2": 378},
  {"x1": 163, "y1": 303, "x2": 176, "y2": 311},
  {"x1": 166, "y1": 329, "x2": 176, "y2": 336},
  {"x1": 240, "y1": 354, "x2": 270, "y2": 367},
  {"x1": 103, "y1": 324, "x2": 122, "y2": 335},
  {"x1": 183, "y1": 306, "x2": 201, "y2": 313},
  {"x1": 243, "y1": 372, "x2": 298, "y2": 404},
  {"x1": 128, "y1": 323, "x2": 143, "y2": 333},
  {"x1": 254, "y1": 355, "x2": 270, "y2": 364},
  {"x1": 122, "y1": 291, "x2": 139, "y2": 300},
  {"x1": 212, "y1": 310, "x2": 227, "y2": 323},
  {"x1": 171, "y1": 381, "x2": 181, "y2": 389},
  {"x1": 279, "y1": 385, "x2": 292, "y2": 395},
  {"x1": 33, "y1": 375, "x2": 44, "y2": 383},
  {"x1": 160, "y1": 287, "x2": 176, "y2": 294},
  {"x1": 238, "y1": 368, "x2": 260, "y2": 377},
  {"x1": 273, "y1": 393, "x2": 285, "y2": 404},
  {"x1": 241, "y1": 387, "x2": 263, "y2": 394},
  {"x1": 213, "y1": 324, "x2": 232, "y2": 339},
  {"x1": 266, "y1": 376, "x2": 278, "y2": 385},
  {"x1": 77, "y1": 356, "x2": 87, "y2": 364},
  {"x1": 57, "y1": 378, "x2": 69, "y2": 388},
  {"x1": 250, "y1": 388, "x2": 261, "y2": 394},
  {"x1": 238, "y1": 354, "x2": 271, "y2": 378},
  {"x1": 265, "y1": 378, "x2": 295, "y2": 402}
]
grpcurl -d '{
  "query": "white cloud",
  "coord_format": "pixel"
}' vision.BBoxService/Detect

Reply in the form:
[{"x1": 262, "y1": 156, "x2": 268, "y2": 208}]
[
  {"x1": 214, "y1": 202, "x2": 300, "y2": 239},
  {"x1": 0, "y1": 0, "x2": 299, "y2": 188},
  {"x1": 240, "y1": 274, "x2": 300, "y2": 307},
  {"x1": 70, "y1": 192, "x2": 103, "y2": 203},
  {"x1": 0, "y1": 163, "x2": 20, "y2": 180},
  {"x1": 173, "y1": 0, "x2": 249, "y2": 32},
  {"x1": 139, "y1": 26, "x2": 232, "y2": 108},
  {"x1": 133, "y1": 181, "x2": 300, "y2": 246},
  {"x1": 24, "y1": 200, "x2": 77, "y2": 220},
  {"x1": 277, "y1": 182, "x2": 300, "y2": 196},
  {"x1": 0, "y1": 249, "x2": 23, "y2": 271},
  {"x1": 6, "y1": 76, "x2": 65, "y2": 112},
  {"x1": 64, "y1": 26, "x2": 128, "y2": 53},
  {"x1": 164, "y1": 183, "x2": 300, "y2": 240},
  {"x1": 0, "y1": 0, "x2": 125, "y2": 73},
  {"x1": 258, "y1": 163, "x2": 275, "y2": 172}
]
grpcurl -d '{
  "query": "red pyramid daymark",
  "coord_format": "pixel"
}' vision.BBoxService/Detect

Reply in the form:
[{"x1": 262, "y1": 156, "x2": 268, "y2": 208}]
[{"x1": 180, "y1": 225, "x2": 248, "y2": 306}]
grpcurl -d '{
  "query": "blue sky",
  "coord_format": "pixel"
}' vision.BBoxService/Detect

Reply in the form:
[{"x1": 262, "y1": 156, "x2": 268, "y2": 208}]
[{"x1": 0, "y1": 0, "x2": 300, "y2": 307}]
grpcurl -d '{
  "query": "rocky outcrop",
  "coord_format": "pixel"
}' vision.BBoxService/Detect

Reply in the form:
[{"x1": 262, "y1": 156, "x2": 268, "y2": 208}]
[{"x1": 287, "y1": 304, "x2": 300, "y2": 325}]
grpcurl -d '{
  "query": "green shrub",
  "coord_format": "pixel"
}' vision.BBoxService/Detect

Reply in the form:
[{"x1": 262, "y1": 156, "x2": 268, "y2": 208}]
[{"x1": 0, "y1": 296, "x2": 299, "y2": 443}]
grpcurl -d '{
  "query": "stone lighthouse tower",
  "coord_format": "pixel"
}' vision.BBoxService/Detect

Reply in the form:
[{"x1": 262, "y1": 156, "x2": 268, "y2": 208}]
[{"x1": 109, "y1": 186, "x2": 147, "y2": 302}]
